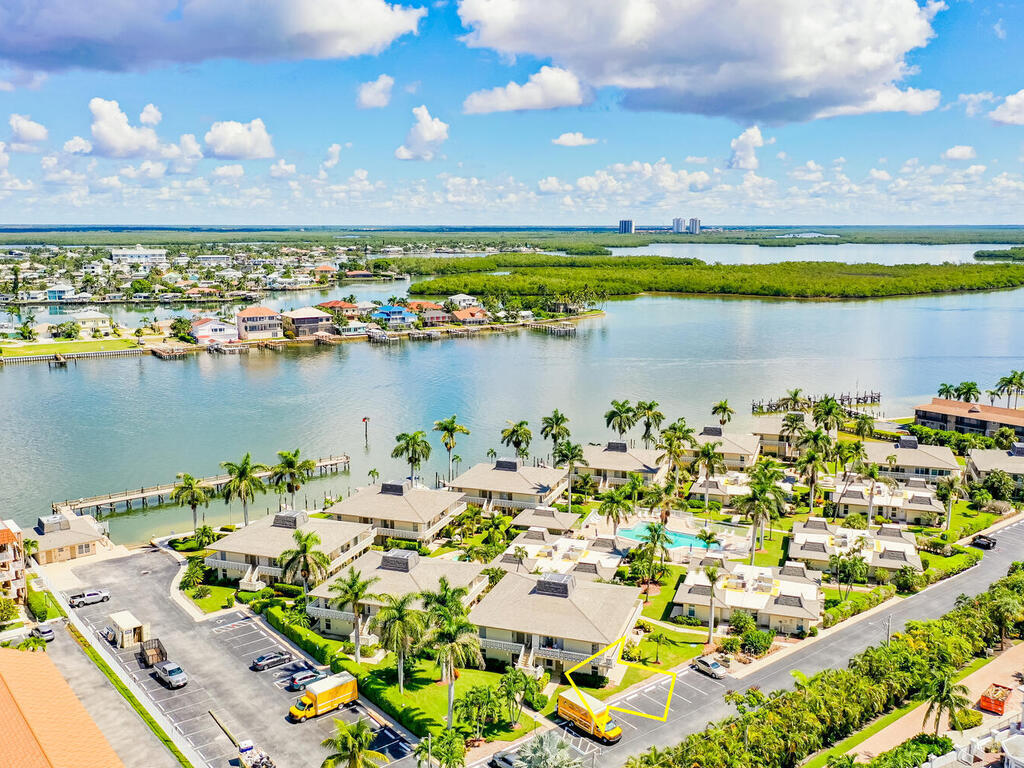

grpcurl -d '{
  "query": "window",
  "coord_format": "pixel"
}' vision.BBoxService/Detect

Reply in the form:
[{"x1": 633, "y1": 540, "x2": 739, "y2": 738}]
[
  {"x1": 76, "y1": 544, "x2": 90, "y2": 555},
  {"x1": 324, "y1": 619, "x2": 331, "y2": 630}
]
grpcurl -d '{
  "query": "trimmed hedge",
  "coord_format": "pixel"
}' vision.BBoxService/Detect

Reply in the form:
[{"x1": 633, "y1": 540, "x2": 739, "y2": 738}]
[
  {"x1": 271, "y1": 583, "x2": 303, "y2": 598},
  {"x1": 265, "y1": 605, "x2": 344, "y2": 664},
  {"x1": 25, "y1": 584, "x2": 51, "y2": 621},
  {"x1": 949, "y1": 708, "x2": 982, "y2": 731},
  {"x1": 822, "y1": 584, "x2": 897, "y2": 628},
  {"x1": 866, "y1": 734, "x2": 953, "y2": 768},
  {"x1": 384, "y1": 538, "x2": 430, "y2": 555}
]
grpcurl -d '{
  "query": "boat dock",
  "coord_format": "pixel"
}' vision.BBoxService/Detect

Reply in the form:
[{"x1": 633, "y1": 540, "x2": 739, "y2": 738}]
[
  {"x1": 527, "y1": 321, "x2": 577, "y2": 336},
  {"x1": 151, "y1": 345, "x2": 189, "y2": 360},
  {"x1": 752, "y1": 391, "x2": 882, "y2": 414},
  {"x1": 52, "y1": 454, "x2": 351, "y2": 516}
]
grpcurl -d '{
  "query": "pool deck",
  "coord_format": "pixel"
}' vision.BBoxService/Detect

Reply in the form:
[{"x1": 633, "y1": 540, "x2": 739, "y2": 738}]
[{"x1": 595, "y1": 512, "x2": 749, "y2": 561}]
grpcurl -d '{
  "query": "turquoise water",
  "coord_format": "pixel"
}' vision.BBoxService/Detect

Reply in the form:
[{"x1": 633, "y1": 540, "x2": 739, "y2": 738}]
[{"x1": 617, "y1": 524, "x2": 720, "y2": 549}]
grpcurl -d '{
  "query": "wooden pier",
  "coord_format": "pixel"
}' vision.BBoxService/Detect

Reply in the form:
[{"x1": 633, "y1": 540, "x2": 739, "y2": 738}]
[
  {"x1": 209, "y1": 344, "x2": 250, "y2": 355},
  {"x1": 52, "y1": 453, "x2": 351, "y2": 516},
  {"x1": 0, "y1": 347, "x2": 146, "y2": 365},
  {"x1": 752, "y1": 391, "x2": 882, "y2": 414},
  {"x1": 151, "y1": 345, "x2": 188, "y2": 360},
  {"x1": 527, "y1": 321, "x2": 577, "y2": 336}
]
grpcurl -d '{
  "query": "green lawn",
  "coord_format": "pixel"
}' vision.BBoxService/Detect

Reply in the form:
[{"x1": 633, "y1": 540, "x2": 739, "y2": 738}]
[
  {"x1": 0, "y1": 339, "x2": 139, "y2": 357},
  {"x1": 186, "y1": 585, "x2": 236, "y2": 613},
  {"x1": 641, "y1": 565, "x2": 688, "y2": 622},
  {"x1": 343, "y1": 657, "x2": 538, "y2": 739},
  {"x1": 429, "y1": 546, "x2": 459, "y2": 558},
  {"x1": 803, "y1": 654, "x2": 994, "y2": 768},
  {"x1": 731, "y1": 533, "x2": 791, "y2": 568}
]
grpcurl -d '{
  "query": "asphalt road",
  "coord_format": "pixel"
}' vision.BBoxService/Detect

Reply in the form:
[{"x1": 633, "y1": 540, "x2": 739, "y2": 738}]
[
  {"x1": 69, "y1": 548, "x2": 413, "y2": 768},
  {"x1": 592, "y1": 520, "x2": 1024, "y2": 767}
]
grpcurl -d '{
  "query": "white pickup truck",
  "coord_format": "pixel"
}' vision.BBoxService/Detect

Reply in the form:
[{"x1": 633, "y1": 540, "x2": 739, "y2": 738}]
[{"x1": 68, "y1": 589, "x2": 110, "y2": 607}]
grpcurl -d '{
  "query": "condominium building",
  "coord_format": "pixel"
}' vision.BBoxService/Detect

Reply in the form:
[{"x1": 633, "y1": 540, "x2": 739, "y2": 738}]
[
  {"x1": 235, "y1": 306, "x2": 283, "y2": 340},
  {"x1": 448, "y1": 458, "x2": 568, "y2": 511},
  {"x1": 914, "y1": 398, "x2": 1024, "y2": 439},
  {"x1": 618, "y1": 219, "x2": 635, "y2": 234},
  {"x1": 326, "y1": 480, "x2": 466, "y2": 544},
  {"x1": 967, "y1": 443, "x2": 1024, "y2": 490},
  {"x1": 494, "y1": 529, "x2": 624, "y2": 581},
  {"x1": 863, "y1": 436, "x2": 961, "y2": 483},
  {"x1": 681, "y1": 426, "x2": 761, "y2": 471},
  {"x1": 205, "y1": 510, "x2": 372, "y2": 591},
  {"x1": 832, "y1": 481, "x2": 946, "y2": 526},
  {"x1": 470, "y1": 572, "x2": 643, "y2": 677},
  {"x1": 672, "y1": 217, "x2": 686, "y2": 234},
  {"x1": 790, "y1": 517, "x2": 923, "y2": 575},
  {"x1": 109, "y1": 245, "x2": 168, "y2": 265},
  {"x1": 0, "y1": 519, "x2": 26, "y2": 603},
  {"x1": 509, "y1": 506, "x2": 580, "y2": 536},
  {"x1": 577, "y1": 441, "x2": 668, "y2": 489},
  {"x1": 687, "y1": 218, "x2": 701, "y2": 235}
]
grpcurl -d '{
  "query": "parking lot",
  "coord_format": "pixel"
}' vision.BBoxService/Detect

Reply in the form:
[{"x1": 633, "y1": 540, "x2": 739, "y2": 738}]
[{"x1": 69, "y1": 549, "x2": 413, "y2": 768}]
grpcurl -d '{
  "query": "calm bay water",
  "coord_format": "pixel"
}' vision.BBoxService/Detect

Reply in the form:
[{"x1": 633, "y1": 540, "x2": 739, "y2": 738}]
[{"x1": 2, "y1": 279, "x2": 1022, "y2": 544}]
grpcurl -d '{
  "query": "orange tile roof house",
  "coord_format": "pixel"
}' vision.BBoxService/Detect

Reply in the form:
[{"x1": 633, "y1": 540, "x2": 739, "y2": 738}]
[
  {"x1": 452, "y1": 307, "x2": 489, "y2": 324},
  {"x1": 406, "y1": 300, "x2": 443, "y2": 312},
  {"x1": 318, "y1": 300, "x2": 360, "y2": 319},
  {"x1": 0, "y1": 647, "x2": 126, "y2": 768},
  {"x1": 915, "y1": 397, "x2": 1024, "y2": 439},
  {"x1": 235, "y1": 305, "x2": 282, "y2": 340}
]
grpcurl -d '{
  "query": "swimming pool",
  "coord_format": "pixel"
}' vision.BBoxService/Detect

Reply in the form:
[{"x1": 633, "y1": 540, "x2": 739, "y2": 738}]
[{"x1": 617, "y1": 524, "x2": 720, "y2": 549}]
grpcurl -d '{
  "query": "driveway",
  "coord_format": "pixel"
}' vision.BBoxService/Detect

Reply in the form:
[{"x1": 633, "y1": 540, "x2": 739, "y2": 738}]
[{"x1": 69, "y1": 548, "x2": 413, "y2": 768}]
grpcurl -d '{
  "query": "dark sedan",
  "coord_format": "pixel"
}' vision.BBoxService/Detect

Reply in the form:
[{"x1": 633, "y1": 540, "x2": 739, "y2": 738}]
[{"x1": 251, "y1": 651, "x2": 293, "y2": 671}]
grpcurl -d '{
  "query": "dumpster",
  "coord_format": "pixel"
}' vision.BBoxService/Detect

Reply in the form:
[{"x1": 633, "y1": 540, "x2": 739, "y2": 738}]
[{"x1": 979, "y1": 683, "x2": 1012, "y2": 715}]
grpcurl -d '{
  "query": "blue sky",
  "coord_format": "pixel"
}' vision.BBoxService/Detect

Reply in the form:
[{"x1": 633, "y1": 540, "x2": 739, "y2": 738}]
[{"x1": 0, "y1": 0, "x2": 1022, "y2": 225}]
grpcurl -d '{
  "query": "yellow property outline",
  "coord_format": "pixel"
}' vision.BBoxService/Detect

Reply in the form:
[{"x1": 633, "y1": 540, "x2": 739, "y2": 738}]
[{"x1": 564, "y1": 636, "x2": 677, "y2": 723}]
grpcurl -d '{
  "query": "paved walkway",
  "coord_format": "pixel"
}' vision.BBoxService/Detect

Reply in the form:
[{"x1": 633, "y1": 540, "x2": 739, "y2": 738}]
[{"x1": 854, "y1": 642, "x2": 1024, "y2": 761}]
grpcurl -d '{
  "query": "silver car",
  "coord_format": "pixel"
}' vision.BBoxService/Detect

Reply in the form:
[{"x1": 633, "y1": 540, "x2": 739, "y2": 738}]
[
  {"x1": 154, "y1": 661, "x2": 189, "y2": 688},
  {"x1": 694, "y1": 656, "x2": 726, "y2": 679}
]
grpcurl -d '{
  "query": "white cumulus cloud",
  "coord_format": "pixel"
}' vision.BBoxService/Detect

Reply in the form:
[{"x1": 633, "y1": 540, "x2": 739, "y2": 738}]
[
  {"x1": 270, "y1": 158, "x2": 296, "y2": 178},
  {"x1": 457, "y1": 0, "x2": 944, "y2": 122},
  {"x1": 463, "y1": 66, "x2": 584, "y2": 114},
  {"x1": 89, "y1": 97, "x2": 160, "y2": 157},
  {"x1": 728, "y1": 126, "x2": 766, "y2": 170},
  {"x1": 942, "y1": 145, "x2": 976, "y2": 161},
  {"x1": 395, "y1": 105, "x2": 448, "y2": 161},
  {"x1": 213, "y1": 164, "x2": 245, "y2": 180},
  {"x1": 538, "y1": 176, "x2": 572, "y2": 192},
  {"x1": 204, "y1": 118, "x2": 274, "y2": 159},
  {"x1": 9, "y1": 113, "x2": 48, "y2": 143},
  {"x1": 357, "y1": 74, "x2": 395, "y2": 108},
  {"x1": 139, "y1": 103, "x2": 162, "y2": 125},
  {"x1": 552, "y1": 131, "x2": 596, "y2": 147},
  {"x1": 63, "y1": 136, "x2": 92, "y2": 154},
  {"x1": 951, "y1": 92, "x2": 997, "y2": 117},
  {"x1": 869, "y1": 168, "x2": 892, "y2": 181},
  {"x1": 990, "y1": 90, "x2": 1024, "y2": 125}
]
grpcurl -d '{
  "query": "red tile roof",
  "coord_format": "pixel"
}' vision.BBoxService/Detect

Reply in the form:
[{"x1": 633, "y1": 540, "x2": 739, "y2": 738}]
[
  {"x1": 236, "y1": 306, "x2": 280, "y2": 318},
  {"x1": 916, "y1": 398, "x2": 1024, "y2": 428},
  {"x1": 407, "y1": 301, "x2": 443, "y2": 311},
  {"x1": 0, "y1": 528, "x2": 16, "y2": 546},
  {"x1": 318, "y1": 300, "x2": 357, "y2": 309}
]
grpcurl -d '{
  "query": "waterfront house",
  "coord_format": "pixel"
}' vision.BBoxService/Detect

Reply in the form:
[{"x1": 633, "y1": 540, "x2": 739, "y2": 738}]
[
  {"x1": 281, "y1": 306, "x2": 335, "y2": 337},
  {"x1": 370, "y1": 305, "x2": 418, "y2": 328},
  {"x1": 509, "y1": 506, "x2": 580, "y2": 535},
  {"x1": 577, "y1": 441, "x2": 668, "y2": 489},
  {"x1": 469, "y1": 572, "x2": 642, "y2": 677},
  {"x1": 355, "y1": 301, "x2": 378, "y2": 315},
  {"x1": 671, "y1": 557, "x2": 823, "y2": 635},
  {"x1": 448, "y1": 293, "x2": 478, "y2": 309},
  {"x1": 339, "y1": 320, "x2": 369, "y2": 337},
  {"x1": 832, "y1": 481, "x2": 945, "y2": 525},
  {"x1": 307, "y1": 549, "x2": 486, "y2": 641},
  {"x1": 190, "y1": 317, "x2": 239, "y2": 345},
  {"x1": 204, "y1": 510, "x2": 372, "y2": 591},
  {"x1": 235, "y1": 306, "x2": 283, "y2": 340},
  {"x1": 69, "y1": 310, "x2": 114, "y2": 336},
  {"x1": 326, "y1": 480, "x2": 466, "y2": 544},
  {"x1": 318, "y1": 300, "x2": 360, "y2": 320},
  {"x1": 968, "y1": 443, "x2": 1024, "y2": 490},
  {"x1": 313, "y1": 264, "x2": 338, "y2": 279},
  {"x1": 790, "y1": 517, "x2": 923, "y2": 576},
  {"x1": 110, "y1": 245, "x2": 168, "y2": 265},
  {"x1": 448, "y1": 458, "x2": 569, "y2": 511},
  {"x1": 681, "y1": 426, "x2": 762, "y2": 471},
  {"x1": 863, "y1": 435, "x2": 961, "y2": 483},
  {"x1": 914, "y1": 397, "x2": 1024, "y2": 440},
  {"x1": 419, "y1": 308, "x2": 451, "y2": 326},
  {"x1": 0, "y1": 647, "x2": 127, "y2": 768},
  {"x1": 31, "y1": 512, "x2": 111, "y2": 566},
  {"x1": 407, "y1": 300, "x2": 443, "y2": 313},
  {"x1": 345, "y1": 270, "x2": 374, "y2": 279},
  {"x1": 0, "y1": 519, "x2": 26, "y2": 603},
  {"x1": 452, "y1": 307, "x2": 489, "y2": 325},
  {"x1": 45, "y1": 284, "x2": 75, "y2": 301}
]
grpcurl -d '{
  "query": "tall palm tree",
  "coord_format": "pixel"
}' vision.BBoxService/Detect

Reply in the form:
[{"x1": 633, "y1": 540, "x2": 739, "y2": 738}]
[
  {"x1": 512, "y1": 545, "x2": 529, "y2": 572},
  {"x1": 425, "y1": 610, "x2": 483, "y2": 729},
  {"x1": 641, "y1": 521, "x2": 672, "y2": 575},
  {"x1": 320, "y1": 718, "x2": 390, "y2": 768},
  {"x1": 936, "y1": 474, "x2": 966, "y2": 532},
  {"x1": 861, "y1": 463, "x2": 896, "y2": 523},
  {"x1": 540, "y1": 409, "x2": 571, "y2": 457},
  {"x1": 780, "y1": 413, "x2": 807, "y2": 459},
  {"x1": 954, "y1": 381, "x2": 981, "y2": 403},
  {"x1": 780, "y1": 388, "x2": 808, "y2": 411},
  {"x1": 921, "y1": 668, "x2": 971, "y2": 736},
  {"x1": 500, "y1": 420, "x2": 532, "y2": 459},
  {"x1": 392, "y1": 431, "x2": 432, "y2": 484},
  {"x1": 937, "y1": 382, "x2": 956, "y2": 400},
  {"x1": 171, "y1": 473, "x2": 211, "y2": 531},
  {"x1": 433, "y1": 415, "x2": 470, "y2": 482},
  {"x1": 598, "y1": 487, "x2": 630, "y2": 537},
  {"x1": 852, "y1": 413, "x2": 874, "y2": 441},
  {"x1": 604, "y1": 399, "x2": 636, "y2": 439},
  {"x1": 420, "y1": 577, "x2": 470, "y2": 618},
  {"x1": 270, "y1": 448, "x2": 317, "y2": 510},
  {"x1": 220, "y1": 453, "x2": 268, "y2": 527},
  {"x1": 798, "y1": 427, "x2": 834, "y2": 468},
  {"x1": 796, "y1": 448, "x2": 828, "y2": 516},
  {"x1": 690, "y1": 441, "x2": 726, "y2": 526},
  {"x1": 643, "y1": 482, "x2": 672, "y2": 524},
  {"x1": 278, "y1": 529, "x2": 330, "y2": 595},
  {"x1": 635, "y1": 400, "x2": 665, "y2": 448},
  {"x1": 735, "y1": 482, "x2": 784, "y2": 563},
  {"x1": 656, "y1": 424, "x2": 696, "y2": 486},
  {"x1": 711, "y1": 400, "x2": 734, "y2": 426},
  {"x1": 704, "y1": 565, "x2": 721, "y2": 643},
  {"x1": 811, "y1": 396, "x2": 844, "y2": 435},
  {"x1": 328, "y1": 568, "x2": 382, "y2": 664},
  {"x1": 553, "y1": 441, "x2": 587, "y2": 505},
  {"x1": 368, "y1": 593, "x2": 426, "y2": 696},
  {"x1": 622, "y1": 472, "x2": 646, "y2": 517},
  {"x1": 21, "y1": 538, "x2": 38, "y2": 565}
]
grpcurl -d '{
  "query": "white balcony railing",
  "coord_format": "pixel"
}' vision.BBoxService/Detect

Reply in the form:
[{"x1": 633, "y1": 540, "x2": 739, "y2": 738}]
[
  {"x1": 307, "y1": 604, "x2": 358, "y2": 622},
  {"x1": 480, "y1": 637, "x2": 525, "y2": 655}
]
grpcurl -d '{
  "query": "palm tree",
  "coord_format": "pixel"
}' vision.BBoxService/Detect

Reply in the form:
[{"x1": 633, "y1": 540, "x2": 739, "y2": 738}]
[
  {"x1": 641, "y1": 521, "x2": 672, "y2": 577},
  {"x1": 17, "y1": 635, "x2": 48, "y2": 652},
  {"x1": 434, "y1": 730, "x2": 467, "y2": 768},
  {"x1": 811, "y1": 396, "x2": 844, "y2": 435},
  {"x1": 825, "y1": 756, "x2": 856, "y2": 768},
  {"x1": 270, "y1": 448, "x2": 317, "y2": 510},
  {"x1": 735, "y1": 483, "x2": 784, "y2": 564},
  {"x1": 649, "y1": 631, "x2": 666, "y2": 665},
  {"x1": 21, "y1": 538, "x2": 38, "y2": 565},
  {"x1": 367, "y1": 467, "x2": 380, "y2": 485},
  {"x1": 861, "y1": 463, "x2": 896, "y2": 523},
  {"x1": 425, "y1": 610, "x2": 483, "y2": 729},
  {"x1": 278, "y1": 529, "x2": 330, "y2": 595},
  {"x1": 540, "y1": 409, "x2": 571, "y2": 456},
  {"x1": 780, "y1": 413, "x2": 806, "y2": 459},
  {"x1": 369, "y1": 593, "x2": 426, "y2": 696},
  {"x1": 852, "y1": 413, "x2": 874, "y2": 441},
  {"x1": 955, "y1": 381, "x2": 981, "y2": 403},
  {"x1": 711, "y1": 400, "x2": 734, "y2": 426},
  {"x1": 780, "y1": 388, "x2": 808, "y2": 411},
  {"x1": 643, "y1": 482, "x2": 671, "y2": 524},
  {"x1": 193, "y1": 524, "x2": 216, "y2": 549},
  {"x1": 392, "y1": 431, "x2": 432, "y2": 484},
  {"x1": 635, "y1": 401, "x2": 665, "y2": 448},
  {"x1": 704, "y1": 565, "x2": 721, "y2": 643},
  {"x1": 171, "y1": 473, "x2": 212, "y2": 531},
  {"x1": 937, "y1": 382, "x2": 956, "y2": 400},
  {"x1": 320, "y1": 718, "x2": 390, "y2": 768},
  {"x1": 514, "y1": 732, "x2": 582, "y2": 768},
  {"x1": 220, "y1": 453, "x2": 269, "y2": 527},
  {"x1": 696, "y1": 528, "x2": 720, "y2": 549},
  {"x1": 604, "y1": 399, "x2": 636, "y2": 439},
  {"x1": 656, "y1": 426, "x2": 695, "y2": 487},
  {"x1": 512, "y1": 546, "x2": 529, "y2": 572},
  {"x1": 690, "y1": 442, "x2": 726, "y2": 526},
  {"x1": 598, "y1": 487, "x2": 630, "y2": 537},
  {"x1": 795, "y1": 448, "x2": 828, "y2": 516},
  {"x1": 420, "y1": 577, "x2": 470, "y2": 618},
  {"x1": 500, "y1": 420, "x2": 532, "y2": 459},
  {"x1": 936, "y1": 475, "x2": 966, "y2": 532},
  {"x1": 921, "y1": 668, "x2": 971, "y2": 736},
  {"x1": 434, "y1": 415, "x2": 470, "y2": 482},
  {"x1": 553, "y1": 441, "x2": 587, "y2": 506},
  {"x1": 328, "y1": 568, "x2": 382, "y2": 664},
  {"x1": 622, "y1": 472, "x2": 646, "y2": 518},
  {"x1": 988, "y1": 589, "x2": 1024, "y2": 649}
]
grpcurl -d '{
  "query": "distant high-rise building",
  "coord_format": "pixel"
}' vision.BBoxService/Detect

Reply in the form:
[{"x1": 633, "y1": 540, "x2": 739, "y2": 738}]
[
  {"x1": 687, "y1": 218, "x2": 701, "y2": 235},
  {"x1": 672, "y1": 217, "x2": 686, "y2": 234},
  {"x1": 618, "y1": 219, "x2": 635, "y2": 234}
]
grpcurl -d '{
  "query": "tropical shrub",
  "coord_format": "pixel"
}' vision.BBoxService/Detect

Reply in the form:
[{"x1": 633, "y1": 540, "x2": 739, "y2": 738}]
[
  {"x1": 728, "y1": 610, "x2": 756, "y2": 635},
  {"x1": 272, "y1": 583, "x2": 303, "y2": 598},
  {"x1": 192, "y1": 585, "x2": 211, "y2": 600},
  {"x1": 740, "y1": 629, "x2": 773, "y2": 656},
  {"x1": 948, "y1": 709, "x2": 982, "y2": 731},
  {"x1": 866, "y1": 734, "x2": 954, "y2": 768},
  {"x1": 719, "y1": 636, "x2": 741, "y2": 654},
  {"x1": 25, "y1": 585, "x2": 51, "y2": 621},
  {"x1": 822, "y1": 584, "x2": 896, "y2": 628}
]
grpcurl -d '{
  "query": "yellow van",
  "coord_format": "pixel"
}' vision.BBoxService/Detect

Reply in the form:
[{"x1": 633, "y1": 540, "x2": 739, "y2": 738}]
[
  {"x1": 289, "y1": 672, "x2": 358, "y2": 722},
  {"x1": 557, "y1": 689, "x2": 622, "y2": 744}
]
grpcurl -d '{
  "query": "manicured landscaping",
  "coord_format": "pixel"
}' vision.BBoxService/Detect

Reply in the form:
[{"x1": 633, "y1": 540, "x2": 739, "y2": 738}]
[
  {"x1": 185, "y1": 584, "x2": 237, "y2": 613},
  {"x1": 0, "y1": 339, "x2": 139, "y2": 357},
  {"x1": 640, "y1": 565, "x2": 688, "y2": 622},
  {"x1": 730, "y1": 533, "x2": 791, "y2": 568}
]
